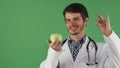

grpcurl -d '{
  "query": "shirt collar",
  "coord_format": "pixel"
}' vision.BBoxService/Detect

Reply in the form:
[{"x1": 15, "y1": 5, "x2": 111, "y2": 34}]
[{"x1": 68, "y1": 35, "x2": 86, "y2": 45}]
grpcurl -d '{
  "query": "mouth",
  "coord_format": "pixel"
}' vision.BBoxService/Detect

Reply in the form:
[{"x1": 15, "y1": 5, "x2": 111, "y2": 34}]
[{"x1": 69, "y1": 26, "x2": 78, "y2": 31}]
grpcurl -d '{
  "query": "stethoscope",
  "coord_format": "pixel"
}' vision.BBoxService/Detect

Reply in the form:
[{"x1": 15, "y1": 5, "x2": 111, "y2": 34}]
[{"x1": 86, "y1": 37, "x2": 98, "y2": 66}]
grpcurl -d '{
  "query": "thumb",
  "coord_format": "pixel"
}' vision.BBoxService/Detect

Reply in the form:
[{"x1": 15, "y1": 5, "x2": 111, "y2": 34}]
[
  {"x1": 96, "y1": 21, "x2": 102, "y2": 28},
  {"x1": 106, "y1": 14, "x2": 111, "y2": 29},
  {"x1": 47, "y1": 40, "x2": 52, "y2": 45}
]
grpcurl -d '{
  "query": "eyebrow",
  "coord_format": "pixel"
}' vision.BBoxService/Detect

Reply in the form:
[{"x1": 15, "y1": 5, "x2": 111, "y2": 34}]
[
  {"x1": 73, "y1": 16, "x2": 80, "y2": 19},
  {"x1": 65, "y1": 16, "x2": 81, "y2": 19}
]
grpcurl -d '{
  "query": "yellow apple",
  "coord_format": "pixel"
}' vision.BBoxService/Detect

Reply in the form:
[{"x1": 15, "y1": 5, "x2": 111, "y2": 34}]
[{"x1": 50, "y1": 33, "x2": 62, "y2": 42}]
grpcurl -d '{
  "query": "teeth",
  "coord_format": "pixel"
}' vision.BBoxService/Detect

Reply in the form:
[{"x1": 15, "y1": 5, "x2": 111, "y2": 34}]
[{"x1": 70, "y1": 26, "x2": 77, "y2": 30}]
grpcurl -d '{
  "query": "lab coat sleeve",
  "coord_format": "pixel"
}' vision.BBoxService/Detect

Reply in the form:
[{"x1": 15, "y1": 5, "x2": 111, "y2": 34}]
[
  {"x1": 103, "y1": 31, "x2": 120, "y2": 67},
  {"x1": 40, "y1": 47, "x2": 62, "y2": 68}
]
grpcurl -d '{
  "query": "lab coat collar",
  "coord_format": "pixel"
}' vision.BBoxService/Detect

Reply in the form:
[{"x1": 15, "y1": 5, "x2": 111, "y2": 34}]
[
  {"x1": 62, "y1": 40, "x2": 73, "y2": 62},
  {"x1": 75, "y1": 36, "x2": 89, "y2": 63},
  {"x1": 62, "y1": 36, "x2": 90, "y2": 63}
]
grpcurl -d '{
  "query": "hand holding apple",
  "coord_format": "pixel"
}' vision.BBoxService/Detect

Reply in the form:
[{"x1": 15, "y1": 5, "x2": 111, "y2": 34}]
[{"x1": 47, "y1": 33, "x2": 62, "y2": 51}]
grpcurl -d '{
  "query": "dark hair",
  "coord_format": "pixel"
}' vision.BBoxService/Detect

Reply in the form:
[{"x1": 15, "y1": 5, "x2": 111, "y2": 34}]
[{"x1": 63, "y1": 3, "x2": 89, "y2": 21}]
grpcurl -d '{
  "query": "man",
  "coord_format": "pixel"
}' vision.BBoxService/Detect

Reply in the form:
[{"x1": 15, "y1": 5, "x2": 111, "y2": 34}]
[{"x1": 40, "y1": 3, "x2": 120, "y2": 68}]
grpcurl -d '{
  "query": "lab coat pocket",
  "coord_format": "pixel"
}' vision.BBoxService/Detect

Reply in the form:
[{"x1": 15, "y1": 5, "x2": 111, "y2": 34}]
[
  {"x1": 77, "y1": 55, "x2": 97, "y2": 68},
  {"x1": 76, "y1": 59, "x2": 97, "y2": 68}
]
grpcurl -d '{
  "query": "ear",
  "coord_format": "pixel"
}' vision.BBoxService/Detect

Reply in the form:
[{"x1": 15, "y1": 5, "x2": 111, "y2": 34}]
[{"x1": 84, "y1": 18, "x2": 88, "y2": 26}]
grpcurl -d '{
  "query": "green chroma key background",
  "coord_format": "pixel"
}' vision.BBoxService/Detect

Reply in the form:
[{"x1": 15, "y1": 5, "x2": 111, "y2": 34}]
[{"x1": 0, "y1": 0, "x2": 120, "y2": 68}]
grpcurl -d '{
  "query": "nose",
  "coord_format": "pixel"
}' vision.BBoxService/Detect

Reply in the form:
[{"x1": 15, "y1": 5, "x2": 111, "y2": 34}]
[{"x1": 70, "y1": 20, "x2": 76, "y2": 25}]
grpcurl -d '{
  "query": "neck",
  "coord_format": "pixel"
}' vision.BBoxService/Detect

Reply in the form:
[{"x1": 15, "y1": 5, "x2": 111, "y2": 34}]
[{"x1": 70, "y1": 32, "x2": 85, "y2": 43}]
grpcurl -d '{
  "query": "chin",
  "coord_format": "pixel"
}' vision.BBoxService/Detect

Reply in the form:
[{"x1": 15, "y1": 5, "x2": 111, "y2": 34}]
[{"x1": 70, "y1": 31, "x2": 80, "y2": 35}]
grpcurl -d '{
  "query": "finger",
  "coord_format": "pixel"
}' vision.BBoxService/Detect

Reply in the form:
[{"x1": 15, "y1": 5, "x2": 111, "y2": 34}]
[
  {"x1": 96, "y1": 20, "x2": 106, "y2": 28},
  {"x1": 106, "y1": 14, "x2": 111, "y2": 30},
  {"x1": 52, "y1": 41, "x2": 60, "y2": 50},
  {"x1": 55, "y1": 41, "x2": 61, "y2": 46},
  {"x1": 98, "y1": 14, "x2": 103, "y2": 20},
  {"x1": 58, "y1": 41, "x2": 62, "y2": 46},
  {"x1": 98, "y1": 14, "x2": 105, "y2": 22},
  {"x1": 59, "y1": 41, "x2": 63, "y2": 45},
  {"x1": 96, "y1": 22, "x2": 102, "y2": 28},
  {"x1": 106, "y1": 14, "x2": 110, "y2": 24}
]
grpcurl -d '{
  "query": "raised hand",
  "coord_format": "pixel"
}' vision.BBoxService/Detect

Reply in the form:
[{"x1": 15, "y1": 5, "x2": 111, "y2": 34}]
[{"x1": 96, "y1": 14, "x2": 112, "y2": 36}]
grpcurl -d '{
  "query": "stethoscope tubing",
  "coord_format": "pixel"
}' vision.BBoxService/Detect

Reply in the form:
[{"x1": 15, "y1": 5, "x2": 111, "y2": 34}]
[{"x1": 86, "y1": 37, "x2": 98, "y2": 66}]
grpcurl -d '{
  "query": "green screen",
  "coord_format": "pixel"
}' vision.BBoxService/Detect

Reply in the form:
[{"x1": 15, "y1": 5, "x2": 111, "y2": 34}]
[{"x1": 0, "y1": 0, "x2": 120, "y2": 68}]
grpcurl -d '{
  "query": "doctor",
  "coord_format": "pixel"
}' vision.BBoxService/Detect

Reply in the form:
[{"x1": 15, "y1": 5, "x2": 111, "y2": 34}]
[{"x1": 40, "y1": 3, "x2": 120, "y2": 68}]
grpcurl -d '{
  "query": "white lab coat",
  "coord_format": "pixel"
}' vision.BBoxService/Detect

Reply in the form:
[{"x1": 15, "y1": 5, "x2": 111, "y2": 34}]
[{"x1": 40, "y1": 31, "x2": 120, "y2": 68}]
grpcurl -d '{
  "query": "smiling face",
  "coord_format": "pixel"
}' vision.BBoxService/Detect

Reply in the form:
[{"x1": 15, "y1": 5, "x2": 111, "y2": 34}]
[{"x1": 64, "y1": 12, "x2": 88, "y2": 35}]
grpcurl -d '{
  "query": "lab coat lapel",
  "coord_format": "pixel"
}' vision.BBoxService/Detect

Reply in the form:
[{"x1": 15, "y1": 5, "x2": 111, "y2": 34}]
[
  {"x1": 62, "y1": 40, "x2": 73, "y2": 62},
  {"x1": 75, "y1": 37, "x2": 89, "y2": 63}
]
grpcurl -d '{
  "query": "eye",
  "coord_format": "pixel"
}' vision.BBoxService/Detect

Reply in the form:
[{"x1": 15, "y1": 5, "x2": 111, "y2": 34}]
[
  {"x1": 65, "y1": 19, "x2": 71, "y2": 23},
  {"x1": 74, "y1": 17, "x2": 80, "y2": 21}
]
